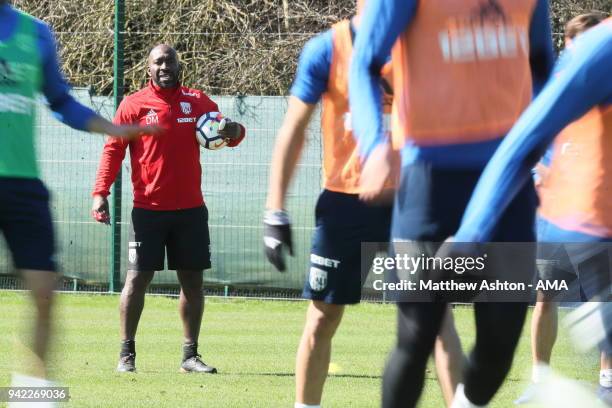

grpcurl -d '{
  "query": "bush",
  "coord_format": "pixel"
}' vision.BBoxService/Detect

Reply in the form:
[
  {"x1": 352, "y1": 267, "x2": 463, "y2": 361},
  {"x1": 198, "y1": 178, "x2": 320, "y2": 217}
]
[{"x1": 13, "y1": 0, "x2": 611, "y2": 96}]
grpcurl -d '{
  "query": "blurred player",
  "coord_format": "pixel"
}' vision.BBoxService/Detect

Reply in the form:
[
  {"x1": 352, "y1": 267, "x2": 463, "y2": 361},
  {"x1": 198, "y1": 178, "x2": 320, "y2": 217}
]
[
  {"x1": 515, "y1": 12, "x2": 607, "y2": 405},
  {"x1": 349, "y1": 0, "x2": 555, "y2": 407},
  {"x1": 454, "y1": 16, "x2": 612, "y2": 406},
  {"x1": 263, "y1": 1, "x2": 463, "y2": 407},
  {"x1": 92, "y1": 44, "x2": 245, "y2": 374},
  {"x1": 0, "y1": 0, "x2": 156, "y2": 403}
]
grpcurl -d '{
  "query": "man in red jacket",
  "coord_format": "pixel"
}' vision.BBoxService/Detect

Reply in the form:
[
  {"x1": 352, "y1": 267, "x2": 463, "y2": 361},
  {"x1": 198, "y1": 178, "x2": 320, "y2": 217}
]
[{"x1": 92, "y1": 44, "x2": 245, "y2": 373}]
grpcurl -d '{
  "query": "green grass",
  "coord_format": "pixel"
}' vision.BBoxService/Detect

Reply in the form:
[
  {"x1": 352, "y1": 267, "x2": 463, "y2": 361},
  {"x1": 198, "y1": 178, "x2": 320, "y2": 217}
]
[{"x1": 0, "y1": 292, "x2": 600, "y2": 407}]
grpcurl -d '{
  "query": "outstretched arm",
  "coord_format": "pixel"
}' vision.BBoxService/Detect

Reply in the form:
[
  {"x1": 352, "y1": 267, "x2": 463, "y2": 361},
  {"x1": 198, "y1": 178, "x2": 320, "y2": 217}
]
[{"x1": 40, "y1": 22, "x2": 156, "y2": 139}]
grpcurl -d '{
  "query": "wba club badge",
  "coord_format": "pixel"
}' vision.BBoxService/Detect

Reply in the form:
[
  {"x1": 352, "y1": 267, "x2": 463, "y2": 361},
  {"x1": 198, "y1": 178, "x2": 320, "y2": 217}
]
[
  {"x1": 128, "y1": 241, "x2": 141, "y2": 265},
  {"x1": 180, "y1": 101, "x2": 192, "y2": 115},
  {"x1": 309, "y1": 267, "x2": 328, "y2": 292}
]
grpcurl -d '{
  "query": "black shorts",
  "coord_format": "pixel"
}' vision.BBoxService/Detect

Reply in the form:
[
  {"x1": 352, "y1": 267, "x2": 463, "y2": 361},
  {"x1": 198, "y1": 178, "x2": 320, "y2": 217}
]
[
  {"x1": 303, "y1": 189, "x2": 392, "y2": 305},
  {"x1": 388, "y1": 162, "x2": 537, "y2": 302},
  {"x1": 129, "y1": 206, "x2": 211, "y2": 271},
  {"x1": 0, "y1": 177, "x2": 56, "y2": 272},
  {"x1": 391, "y1": 162, "x2": 537, "y2": 242}
]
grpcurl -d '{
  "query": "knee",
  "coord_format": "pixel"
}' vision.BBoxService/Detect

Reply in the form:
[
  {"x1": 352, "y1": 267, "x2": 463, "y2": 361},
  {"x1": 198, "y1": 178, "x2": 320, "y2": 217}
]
[
  {"x1": 305, "y1": 303, "x2": 343, "y2": 340},
  {"x1": 180, "y1": 285, "x2": 203, "y2": 300},
  {"x1": 123, "y1": 272, "x2": 151, "y2": 295},
  {"x1": 32, "y1": 287, "x2": 54, "y2": 317},
  {"x1": 178, "y1": 271, "x2": 203, "y2": 291},
  {"x1": 22, "y1": 270, "x2": 56, "y2": 315}
]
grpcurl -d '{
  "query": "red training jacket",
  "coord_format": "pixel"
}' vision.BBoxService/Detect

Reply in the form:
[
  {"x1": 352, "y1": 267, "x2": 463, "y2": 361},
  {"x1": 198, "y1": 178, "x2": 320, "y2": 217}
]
[{"x1": 92, "y1": 81, "x2": 245, "y2": 210}]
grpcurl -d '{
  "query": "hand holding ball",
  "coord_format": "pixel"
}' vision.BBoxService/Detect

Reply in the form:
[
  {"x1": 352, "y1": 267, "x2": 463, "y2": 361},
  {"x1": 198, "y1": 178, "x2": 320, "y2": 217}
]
[{"x1": 196, "y1": 111, "x2": 228, "y2": 150}]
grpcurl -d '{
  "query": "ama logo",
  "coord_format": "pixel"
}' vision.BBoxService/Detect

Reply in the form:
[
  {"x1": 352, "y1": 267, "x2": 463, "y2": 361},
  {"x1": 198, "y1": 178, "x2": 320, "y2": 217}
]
[{"x1": 439, "y1": 0, "x2": 529, "y2": 63}]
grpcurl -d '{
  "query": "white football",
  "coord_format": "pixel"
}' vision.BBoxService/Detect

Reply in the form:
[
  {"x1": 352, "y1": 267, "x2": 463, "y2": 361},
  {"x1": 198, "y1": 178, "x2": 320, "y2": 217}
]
[{"x1": 196, "y1": 111, "x2": 228, "y2": 150}]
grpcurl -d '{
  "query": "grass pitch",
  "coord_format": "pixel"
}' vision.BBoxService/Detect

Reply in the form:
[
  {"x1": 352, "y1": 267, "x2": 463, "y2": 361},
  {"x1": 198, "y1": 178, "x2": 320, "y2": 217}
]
[{"x1": 0, "y1": 292, "x2": 600, "y2": 407}]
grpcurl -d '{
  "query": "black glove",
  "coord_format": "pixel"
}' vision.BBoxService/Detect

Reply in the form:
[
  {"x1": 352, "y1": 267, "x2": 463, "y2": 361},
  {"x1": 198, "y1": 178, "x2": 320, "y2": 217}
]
[
  {"x1": 218, "y1": 118, "x2": 243, "y2": 140},
  {"x1": 263, "y1": 210, "x2": 293, "y2": 272}
]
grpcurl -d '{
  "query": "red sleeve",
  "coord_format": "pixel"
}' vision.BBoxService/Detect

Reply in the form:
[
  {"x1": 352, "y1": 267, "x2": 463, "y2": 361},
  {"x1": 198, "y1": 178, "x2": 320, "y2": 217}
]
[{"x1": 92, "y1": 99, "x2": 131, "y2": 197}]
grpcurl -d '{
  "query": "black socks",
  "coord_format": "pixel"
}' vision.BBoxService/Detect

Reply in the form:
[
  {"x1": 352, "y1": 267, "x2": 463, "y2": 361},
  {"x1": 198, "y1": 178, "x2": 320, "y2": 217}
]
[
  {"x1": 120, "y1": 340, "x2": 135, "y2": 357},
  {"x1": 183, "y1": 342, "x2": 198, "y2": 361}
]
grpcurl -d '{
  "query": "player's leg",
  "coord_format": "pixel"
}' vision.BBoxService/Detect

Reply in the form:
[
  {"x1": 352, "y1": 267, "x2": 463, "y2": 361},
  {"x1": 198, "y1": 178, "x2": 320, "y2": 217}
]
[
  {"x1": 118, "y1": 208, "x2": 166, "y2": 372},
  {"x1": 434, "y1": 306, "x2": 465, "y2": 407},
  {"x1": 599, "y1": 351, "x2": 612, "y2": 404},
  {"x1": 0, "y1": 178, "x2": 58, "y2": 379},
  {"x1": 383, "y1": 302, "x2": 447, "y2": 408},
  {"x1": 20, "y1": 270, "x2": 57, "y2": 377},
  {"x1": 167, "y1": 206, "x2": 215, "y2": 373},
  {"x1": 529, "y1": 239, "x2": 570, "y2": 375},
  {"x1": 382, "y1": 163, "x2": 472, "y2": 408},
  {"x1": 175, "y1": 269, "x2": 215, "y2": 373},
  {"x1": 531, "y1": 293, "x2": 558, "y2": 368},
  {"x1": 516, "y1": 237, "x2": 577, "y2": 403},
  {"x1": 296, "y1": 190, "x2": 384, "y2": 407},
  {"x1": 458, "y1": 182, "x2": 536, "y2": 406},
  {"x1": 176, "y1": 270, "x2": 204, "y2": 345},
  {"x1": 119, "y1": 270, "x2": 155, "y2": 341},
  {"x1": 573, "y1": 243, "x2": 612, "y2": 402},
  {"x1": 513, "y1": 293, "x2": 558, "y2": 404},
  {"x1": 461, "y1": 302, "x2": 529, "y2": 405},
  {"x1": 295, "y1": 301, "x2": 345, "y2": 406},
  {"x1": 530, "y1": 294, "x2": 557, "y2": 389}
]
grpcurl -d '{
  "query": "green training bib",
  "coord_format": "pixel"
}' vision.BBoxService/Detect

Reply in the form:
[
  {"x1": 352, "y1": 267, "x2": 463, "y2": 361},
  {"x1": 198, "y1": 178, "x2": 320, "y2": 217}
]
[{"x1": 0, "y1": 10, "x2": 42, "y2": 178}]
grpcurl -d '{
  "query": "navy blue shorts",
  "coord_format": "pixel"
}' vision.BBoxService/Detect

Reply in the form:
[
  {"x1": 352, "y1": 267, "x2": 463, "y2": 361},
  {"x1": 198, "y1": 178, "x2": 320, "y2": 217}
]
[
  {"x1": 391, "y1": 161, "x2": 537, "y2": 242},
  {"x1": 536, "y1": 217, "x2": 612, "y2": 300},
  {"x1": 387, "y1": 162, "x2": 537, "y2": 302},
  {"x1": 303, "y1": 189, "x2": 392, "y2": 305},
  {"x1": 0, "y1": 177, "x2": 56, "y2": 272}
]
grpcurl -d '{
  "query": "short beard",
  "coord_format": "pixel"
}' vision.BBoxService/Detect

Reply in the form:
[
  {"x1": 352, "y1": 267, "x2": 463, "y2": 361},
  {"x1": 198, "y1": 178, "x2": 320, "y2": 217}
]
[{"x1": 154, "y1": 77, "x2": 177, "y2": 89}]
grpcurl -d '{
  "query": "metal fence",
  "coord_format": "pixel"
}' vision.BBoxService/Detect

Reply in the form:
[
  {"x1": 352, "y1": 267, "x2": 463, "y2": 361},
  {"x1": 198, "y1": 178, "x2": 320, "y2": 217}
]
[{"x1": 0, "y1": 90, "x2": 324, "y2": 296}]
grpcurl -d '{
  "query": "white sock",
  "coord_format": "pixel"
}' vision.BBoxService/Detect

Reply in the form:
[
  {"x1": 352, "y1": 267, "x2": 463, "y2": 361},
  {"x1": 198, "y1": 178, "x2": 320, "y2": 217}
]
[
  {"x1": 600, "y1": 369, "x2": 612, "y2": 387},
  {"x1": 11, "y1": 372, "x2": 56, "y2": 387},
  {"x1": 294, "y1": 404, "x2": 321, "y2": 408},
  {"x1": 450, "y1": 384, "x2": 488, "y2": 408},
  {"x1": 532, "y1": 363, "x2": 552, "y2": 383},
  {"x1": 10, "y1": 373, "x2": 58, "y2": 408}
]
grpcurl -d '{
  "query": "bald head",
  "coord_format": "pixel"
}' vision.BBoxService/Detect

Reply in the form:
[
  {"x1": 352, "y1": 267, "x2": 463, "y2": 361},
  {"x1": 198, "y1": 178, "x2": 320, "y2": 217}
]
[
  {"x1": 148, "y1": 44, "x2": 177, "y2": 64},
  {"x1": 148, "y1": 44, "x2": 180, "y2": 89}
]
